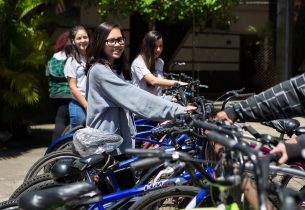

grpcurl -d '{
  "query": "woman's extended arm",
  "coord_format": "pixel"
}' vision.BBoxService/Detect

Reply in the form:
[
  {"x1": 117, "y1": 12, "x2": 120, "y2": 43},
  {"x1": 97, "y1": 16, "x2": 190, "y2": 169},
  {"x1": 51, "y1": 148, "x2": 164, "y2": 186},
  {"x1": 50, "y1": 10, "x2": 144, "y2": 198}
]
[
  {"x1": 88, "y1": 65, "x2": 191, "y2": 120},
  {"x1": 217, "y1": 73, "x2": 305, "y2": 122},
  {"x1": 143, "y1": 73, "x2": 186, "y2": 87}
]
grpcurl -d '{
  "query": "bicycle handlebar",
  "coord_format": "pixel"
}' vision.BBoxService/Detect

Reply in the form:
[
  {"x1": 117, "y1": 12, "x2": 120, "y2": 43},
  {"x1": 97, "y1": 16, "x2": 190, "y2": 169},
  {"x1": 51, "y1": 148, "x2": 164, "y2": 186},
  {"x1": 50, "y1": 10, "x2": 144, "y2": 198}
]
[
  {"x1": 206, "y1": 131, "x2": 237, "y2": 149},
  {"x1": 125, "y1": 148, "x2": 241, "y2": 186},
  {"x1": 130, "y1": 157, "x2": 163, "y2": 171},
  {"x1": 268, "y1": 152, "x2": 282, "y2": 162},
  {"x1": 226, "y1": 87, "x2": 245, "y2": 95}
]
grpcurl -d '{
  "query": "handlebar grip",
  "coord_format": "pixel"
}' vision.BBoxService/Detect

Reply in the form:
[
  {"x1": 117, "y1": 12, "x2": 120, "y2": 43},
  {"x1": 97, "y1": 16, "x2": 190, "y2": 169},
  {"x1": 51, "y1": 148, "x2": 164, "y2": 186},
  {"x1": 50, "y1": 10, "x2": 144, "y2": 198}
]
[
  {"x1": 225, "y1": 87, "x2": 245, "y2": 95},
  {"x1": 268, "y1": 152, "x2": 282, "y2": 162},
  {"x1": 217, "y1": 175, "x2": 241, "y2": 185},
  {"x1": 192, "y1": 120, "x2": 222, "y2": 131},
  {"x1": 199, "y1": 85, "x2": 209, "y2": 89},
  {"x1": 130, "y1": 157, "x2": 163, "y2": 171},
  {"x1": 125, "y1": 148, "x2": 161, "y2": 158},
  {"x1": 207, "y1": 131, "x2": 237, "y2": 149},
  {"x1": 243, "y1": 125, "x2": 261, "y2": 138},
  {"x1": 164, "y1": 72, "x2": 179, "y2": 77},
  {"x1": 180, "y1": 73, "x2": 192, "y2": 80},
  {"x1": 294, "y1": 126, "x2": 305, "y2": 136},
  {"x1": 237, "y1": 93, "x2": 255, "y2": 98}
]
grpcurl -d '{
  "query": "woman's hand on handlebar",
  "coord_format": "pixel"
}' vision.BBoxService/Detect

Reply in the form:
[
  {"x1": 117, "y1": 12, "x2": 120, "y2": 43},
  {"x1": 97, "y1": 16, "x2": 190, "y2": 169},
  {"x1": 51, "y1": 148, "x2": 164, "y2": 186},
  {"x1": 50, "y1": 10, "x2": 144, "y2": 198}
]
[
  {"x1": 171, "y1": 96, "x2": 178, "y2": 102},
  {"x1": 178, "y1": 81, "x2": 188, "y2": 86},
  {"x1": 270, "y1": 137, "x2": 297, "y2": 164},
  {"x1": 215, "y1": 111, "x2": 233, "y2": 124},
  {"x1": 270, "y1": 142, "x2": 288, "y2": 164},
  {"x1": 184, "y1": 105, "x2": 197, "y2": 113}
]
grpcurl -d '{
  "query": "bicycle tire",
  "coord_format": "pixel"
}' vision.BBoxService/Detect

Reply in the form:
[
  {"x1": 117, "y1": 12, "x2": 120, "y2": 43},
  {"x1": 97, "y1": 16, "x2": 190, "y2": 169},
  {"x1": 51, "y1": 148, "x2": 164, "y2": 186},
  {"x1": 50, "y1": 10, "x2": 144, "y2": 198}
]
[
  {"x1": 128, "y1": 186, "x2": 203, "y2": 210},
  {"x1": 61, "y1": 124, "x2": 84, "y2": 135},
  {"x1": 61, "y1": 125, "x2": 72, "y2": 135},
  {"x1": 280, "y1": 167, "x2": 305, "y2": 208},
  {"x1": 10, "y1": 173, "x2": 55, "y2": 199},
  {"x1": 24, "y1": 150, "x2": 80, "y2": 181},
  {"x1": 48, "y1": 137, "x2": 74, "y2": 153},
  {"x1": 0, "y1": 199, "x2": 18, "y2": 210},
  {"x1": 280, "y1": 166, "x2": 305, "y2": 191},
  {"x1": 10, "y1": 176, "x2": 61, "y2": 200}
]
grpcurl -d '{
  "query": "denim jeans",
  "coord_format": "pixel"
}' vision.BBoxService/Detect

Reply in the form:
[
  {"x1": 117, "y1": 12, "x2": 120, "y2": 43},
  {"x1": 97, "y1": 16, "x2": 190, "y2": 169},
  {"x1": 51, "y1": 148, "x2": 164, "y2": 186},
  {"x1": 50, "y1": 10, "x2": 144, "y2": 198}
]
[{"x1": 68, "y1": 99, "x2": 86, "y2": 128}]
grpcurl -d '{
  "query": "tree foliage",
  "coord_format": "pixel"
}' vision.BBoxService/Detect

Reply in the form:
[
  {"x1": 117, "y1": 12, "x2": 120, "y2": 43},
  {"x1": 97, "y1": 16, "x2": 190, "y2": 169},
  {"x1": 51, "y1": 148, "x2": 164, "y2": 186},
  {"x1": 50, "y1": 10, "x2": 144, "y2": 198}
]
[
  {"x1": 0, "y1": 0, "x2": 51, "y2": 123},
  {"x1": 0, "y1": 0, "x2": 240, "y2": 125},
  {"x1": 97, "y1": 0, "x2": 239, "y2": 25}
]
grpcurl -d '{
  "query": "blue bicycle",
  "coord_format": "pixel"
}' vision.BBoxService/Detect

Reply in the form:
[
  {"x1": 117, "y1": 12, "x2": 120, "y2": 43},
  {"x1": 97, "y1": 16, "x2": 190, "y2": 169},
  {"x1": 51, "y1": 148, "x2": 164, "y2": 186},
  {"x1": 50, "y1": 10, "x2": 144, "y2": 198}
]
[
  {"x1": 45, "y1": 118, "x2": 159, "y2": 154},
  {"x1": 23, "y1": 121, "x2": 193, "y2": 181}
]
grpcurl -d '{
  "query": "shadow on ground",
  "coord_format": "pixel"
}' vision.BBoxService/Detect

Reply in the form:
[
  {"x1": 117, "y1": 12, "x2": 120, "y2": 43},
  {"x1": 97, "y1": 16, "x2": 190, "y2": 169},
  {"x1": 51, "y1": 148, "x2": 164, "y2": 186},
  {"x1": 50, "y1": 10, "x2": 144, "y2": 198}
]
[{"x1": 0, "y1": 128, "x2": 52, "y2": 159}]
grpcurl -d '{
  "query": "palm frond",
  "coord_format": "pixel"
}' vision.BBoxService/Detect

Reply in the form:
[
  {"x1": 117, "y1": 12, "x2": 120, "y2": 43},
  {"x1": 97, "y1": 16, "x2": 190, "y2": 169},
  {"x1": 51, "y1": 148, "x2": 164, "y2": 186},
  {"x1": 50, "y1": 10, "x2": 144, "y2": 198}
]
[
  {"x1": 18, "y1": 0, "x2": 46, "y2": 20},
  {"x1": 0, "y1": 68, "x2": 40, "y2": 107}
]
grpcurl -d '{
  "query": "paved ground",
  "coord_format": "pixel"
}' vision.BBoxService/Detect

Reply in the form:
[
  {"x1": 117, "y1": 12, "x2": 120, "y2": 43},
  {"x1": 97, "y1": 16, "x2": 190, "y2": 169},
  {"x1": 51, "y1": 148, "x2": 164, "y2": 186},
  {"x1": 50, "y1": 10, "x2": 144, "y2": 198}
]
[
  {"x1": 0, "y1": 119, "x2": 305, "y2": 202},
  {"x1": 0, "y1": 124, "x2": 53, "y2": 202}
]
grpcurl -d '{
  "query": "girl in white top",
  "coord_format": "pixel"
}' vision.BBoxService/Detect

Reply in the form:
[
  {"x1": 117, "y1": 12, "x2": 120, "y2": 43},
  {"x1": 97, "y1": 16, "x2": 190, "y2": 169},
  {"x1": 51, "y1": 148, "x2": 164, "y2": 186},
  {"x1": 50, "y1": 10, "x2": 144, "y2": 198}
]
[
  {"x1": 131, "y1": 31, "x2": 186, "y2": 96},
  {"x1": 64, "y1": 25, "x2": 89, "y2": 128}
]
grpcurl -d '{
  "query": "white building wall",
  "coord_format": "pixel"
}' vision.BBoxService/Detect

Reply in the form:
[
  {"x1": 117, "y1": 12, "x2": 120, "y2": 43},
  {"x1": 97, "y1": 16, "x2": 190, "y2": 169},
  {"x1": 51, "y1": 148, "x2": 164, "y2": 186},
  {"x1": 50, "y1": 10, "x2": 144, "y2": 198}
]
[
  {"x1": 171, "y1": 3, "x2": 269, "y2": 73},
  {"x1": 59, "y1": 3, "x2": 269, "y2": 73}
]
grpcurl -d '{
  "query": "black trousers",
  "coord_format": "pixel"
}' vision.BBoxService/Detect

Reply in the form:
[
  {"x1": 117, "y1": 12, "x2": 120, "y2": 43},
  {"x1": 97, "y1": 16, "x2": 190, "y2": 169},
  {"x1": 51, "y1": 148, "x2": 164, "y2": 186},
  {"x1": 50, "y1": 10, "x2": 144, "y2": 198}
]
[{"x1": 51, "y1": 99, "x2": 70, "y2": 142}]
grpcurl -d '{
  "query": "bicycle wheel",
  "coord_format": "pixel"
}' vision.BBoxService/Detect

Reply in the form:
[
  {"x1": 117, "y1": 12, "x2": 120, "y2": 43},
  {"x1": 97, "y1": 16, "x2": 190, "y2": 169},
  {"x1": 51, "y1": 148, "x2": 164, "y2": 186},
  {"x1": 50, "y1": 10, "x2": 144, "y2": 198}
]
[
  {"x1": 10, "y1": 175, "x2": 62, "y2": 200},
  {"x1": 280, "y1": 166, "x2": 305, "y2": 208},
  {"x1": 24, "y1": 150, "x2": 80, "y2": 181},
  {"x1": 128, "y1": 186, "x2": 203, "y2": 210},
  {"x1": 61, "y1": 125, "x2": 72, "y2": 135},
  {"x1": 48, "y1": 137, "x2": 74, "y2": 153},
  {"x1": 280, "y1": 167, "x2": 305, "y2": 191},
  {"x1": 61, "y1": 124, "x2": 84, "y2": 135},
  {"x1": 0, "y1": 199, "x2": 18, "y2": 210}
]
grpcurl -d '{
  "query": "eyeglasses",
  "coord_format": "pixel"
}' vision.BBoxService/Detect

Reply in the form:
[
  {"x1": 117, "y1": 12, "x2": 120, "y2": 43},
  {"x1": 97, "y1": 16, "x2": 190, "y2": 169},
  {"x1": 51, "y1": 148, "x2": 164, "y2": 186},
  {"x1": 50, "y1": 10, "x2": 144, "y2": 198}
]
[{"x1": 106, "y1": 37, "x2": 126, "y2": 46}]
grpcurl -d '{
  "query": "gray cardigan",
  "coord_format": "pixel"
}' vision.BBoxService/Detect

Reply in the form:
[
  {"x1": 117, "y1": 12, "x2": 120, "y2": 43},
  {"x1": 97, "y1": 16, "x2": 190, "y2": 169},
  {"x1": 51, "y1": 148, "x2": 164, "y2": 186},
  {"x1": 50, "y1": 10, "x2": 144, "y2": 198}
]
[{"x1": 86, "y1": 64, "x2": 185, "y2": 154}]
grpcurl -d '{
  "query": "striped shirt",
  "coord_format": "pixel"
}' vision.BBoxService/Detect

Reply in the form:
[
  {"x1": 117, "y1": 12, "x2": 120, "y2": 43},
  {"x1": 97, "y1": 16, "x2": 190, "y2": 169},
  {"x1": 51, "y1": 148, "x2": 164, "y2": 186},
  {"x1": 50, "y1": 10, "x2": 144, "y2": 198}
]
[
  {"x1": 226, "y1": 73, "x2": 305, "y2": 122},
  {"x1": 47, "y1": 52, "x2": 71, "y2": 99}
]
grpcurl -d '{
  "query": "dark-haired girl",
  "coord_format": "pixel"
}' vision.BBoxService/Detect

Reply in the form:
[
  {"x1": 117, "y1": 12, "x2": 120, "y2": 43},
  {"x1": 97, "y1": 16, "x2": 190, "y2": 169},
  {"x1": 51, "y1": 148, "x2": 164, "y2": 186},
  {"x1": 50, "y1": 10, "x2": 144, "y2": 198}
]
[
  {"x1": 64, "y1": 25, "x2": 89, "y2": 128},
  {"x1": 131, "y1": 31, "x2": 186, "y2": 96},
  {"x1": 85, "y1": 22, "x2": 196, "y2": 154}
]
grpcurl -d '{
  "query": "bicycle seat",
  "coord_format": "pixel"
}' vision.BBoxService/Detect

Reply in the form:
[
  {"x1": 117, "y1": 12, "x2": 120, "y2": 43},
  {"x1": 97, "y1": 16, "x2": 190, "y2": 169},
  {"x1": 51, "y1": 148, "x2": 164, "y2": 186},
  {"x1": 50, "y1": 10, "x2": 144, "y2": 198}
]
[
  {"x1": 18, "y1": 182, "x2": 98, "y2": 210},
  {"x1": 79, "y1": 153, "x2": 116, "y2": 171},
  {"x1": 51, "y1": 161, "x2": 82, "y2": 182},
  {"x1": 78, "y1": 153, "x2": 108, "y2": 166},
  {"x1": 73, "y1": 127, "x2": 123, "y2": 156},
  {"x1": 294, "y1": 126, "x2": 305, "y2": 136},
  {"x1": 261, "y1": 119, "x2": 300, "y2": 135}
]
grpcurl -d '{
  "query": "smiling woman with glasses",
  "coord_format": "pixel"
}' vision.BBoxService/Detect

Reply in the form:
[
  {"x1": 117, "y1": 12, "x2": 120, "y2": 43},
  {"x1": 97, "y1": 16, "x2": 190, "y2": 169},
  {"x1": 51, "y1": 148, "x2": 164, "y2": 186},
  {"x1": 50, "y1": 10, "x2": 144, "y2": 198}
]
[
  {"x1": 84, "y1": 22, "x2": 196, "y2": 156},
  {"x1": 105, "y1": 36, "x2": 126, "y2": 46}
]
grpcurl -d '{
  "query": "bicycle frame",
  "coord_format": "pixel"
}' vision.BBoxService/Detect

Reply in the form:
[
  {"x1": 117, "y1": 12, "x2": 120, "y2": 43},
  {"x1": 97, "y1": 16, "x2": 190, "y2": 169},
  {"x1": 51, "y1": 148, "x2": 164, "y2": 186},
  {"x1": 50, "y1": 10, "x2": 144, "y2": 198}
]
[
  {"x1": 45, "y1": 118, "x2": 167, "y2": 155},
  {"x1": 82, "y1": 142, "x2": 199, "y2": 193},
  {"x1": 85, "y1": 165, "x2": 214, "y2": 210}
]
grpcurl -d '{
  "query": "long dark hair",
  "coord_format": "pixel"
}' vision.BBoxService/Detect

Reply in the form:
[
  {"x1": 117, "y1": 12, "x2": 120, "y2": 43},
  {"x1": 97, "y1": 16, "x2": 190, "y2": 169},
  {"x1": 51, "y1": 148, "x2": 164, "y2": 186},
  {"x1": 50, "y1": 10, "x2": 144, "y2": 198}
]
[
  {"x1": 139, "y1": 31, "x2": 163, "y2": 74},
  {"x1": 68, "y1": 25, "x2": 89, "y2": 64},
  {"x1": 85, "y1": 22, "x2": 130, "y2": 79}
]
